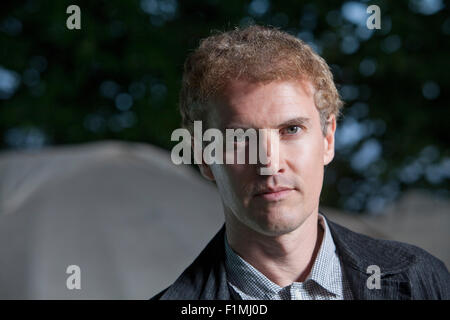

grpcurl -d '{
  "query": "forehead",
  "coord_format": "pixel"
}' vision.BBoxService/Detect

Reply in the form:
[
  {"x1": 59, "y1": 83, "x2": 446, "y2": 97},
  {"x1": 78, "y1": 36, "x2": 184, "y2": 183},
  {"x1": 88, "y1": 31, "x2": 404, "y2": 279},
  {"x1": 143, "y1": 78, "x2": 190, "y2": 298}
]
[{"x1": 208, "y1": 79, "x2": 319, "y2": 129}]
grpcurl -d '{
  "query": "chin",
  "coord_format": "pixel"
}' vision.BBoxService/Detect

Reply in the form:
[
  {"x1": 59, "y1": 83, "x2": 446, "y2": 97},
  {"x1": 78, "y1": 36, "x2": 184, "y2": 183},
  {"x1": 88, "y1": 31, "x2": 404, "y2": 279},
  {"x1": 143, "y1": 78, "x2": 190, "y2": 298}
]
[{"x1": 250, "y1": 207, "x2": 304, "y2": 236}]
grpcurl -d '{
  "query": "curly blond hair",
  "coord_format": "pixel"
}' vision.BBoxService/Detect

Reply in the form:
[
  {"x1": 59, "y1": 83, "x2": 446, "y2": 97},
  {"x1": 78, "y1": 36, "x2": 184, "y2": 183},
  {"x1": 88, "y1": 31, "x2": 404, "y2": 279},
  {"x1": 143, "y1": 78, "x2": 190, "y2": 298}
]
[{"x1": 179, "y1": 25, "x2": 343, "y2": 135}]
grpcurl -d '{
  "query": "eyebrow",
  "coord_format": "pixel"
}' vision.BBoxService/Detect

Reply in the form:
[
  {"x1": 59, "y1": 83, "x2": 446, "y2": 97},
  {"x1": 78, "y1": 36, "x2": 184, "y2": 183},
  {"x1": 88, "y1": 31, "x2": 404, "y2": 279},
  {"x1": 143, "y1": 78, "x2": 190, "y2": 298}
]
[
  {"x1": 225, "y1": 116, "x2": 311, "y2": 130},
  {"x1": 276, "y1": 116, "x2": 311, "y2": 129}
]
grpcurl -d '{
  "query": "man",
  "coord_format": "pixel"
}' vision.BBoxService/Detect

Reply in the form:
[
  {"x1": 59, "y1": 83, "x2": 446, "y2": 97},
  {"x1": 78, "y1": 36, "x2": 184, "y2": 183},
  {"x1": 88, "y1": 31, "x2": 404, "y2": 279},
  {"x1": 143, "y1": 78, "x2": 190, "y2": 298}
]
[{"x1": 152, "y1": 25, "x2": 449, "y2": 300}]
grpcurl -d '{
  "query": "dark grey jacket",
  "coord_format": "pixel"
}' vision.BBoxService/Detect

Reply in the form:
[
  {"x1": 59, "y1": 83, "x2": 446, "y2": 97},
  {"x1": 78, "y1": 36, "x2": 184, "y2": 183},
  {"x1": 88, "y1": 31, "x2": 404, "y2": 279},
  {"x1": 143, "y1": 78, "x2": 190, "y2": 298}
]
[{"x1": 151, "y1": 213, "x2": 450, "y2": 300}]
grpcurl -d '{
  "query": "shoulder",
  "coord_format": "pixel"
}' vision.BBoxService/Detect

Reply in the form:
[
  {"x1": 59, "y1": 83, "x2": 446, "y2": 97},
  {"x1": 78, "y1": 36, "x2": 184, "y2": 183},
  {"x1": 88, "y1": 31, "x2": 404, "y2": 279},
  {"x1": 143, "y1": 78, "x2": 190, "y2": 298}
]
[
  {"x1": 326, "y1": 216, "x2": 443, "y2": 265},
  {"x1": 326, "y1": 217, "x2": 450, "y2": 298},
  {"x1": 148, "y1": 224, "x2": 229, "y2": 300}
]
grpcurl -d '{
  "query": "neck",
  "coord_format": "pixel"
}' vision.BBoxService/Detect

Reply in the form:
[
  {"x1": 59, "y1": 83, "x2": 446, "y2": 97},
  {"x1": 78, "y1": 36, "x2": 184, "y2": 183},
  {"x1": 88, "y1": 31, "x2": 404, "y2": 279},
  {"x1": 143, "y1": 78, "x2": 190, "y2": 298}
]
[{"x1": 225, "y1": 208, "x2": 324, "y2": 287}]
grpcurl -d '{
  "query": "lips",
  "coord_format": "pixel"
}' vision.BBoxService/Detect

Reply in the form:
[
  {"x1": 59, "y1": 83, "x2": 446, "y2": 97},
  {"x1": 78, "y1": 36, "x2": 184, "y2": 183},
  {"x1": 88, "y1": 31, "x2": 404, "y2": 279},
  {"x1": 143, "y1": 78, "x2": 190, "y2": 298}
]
[
  {"x1": 255, "y1": 187, "x2": 293, "y2": 195},
  {"x1": 253, "y1": 186, "x2": 295, "y2": 201}
]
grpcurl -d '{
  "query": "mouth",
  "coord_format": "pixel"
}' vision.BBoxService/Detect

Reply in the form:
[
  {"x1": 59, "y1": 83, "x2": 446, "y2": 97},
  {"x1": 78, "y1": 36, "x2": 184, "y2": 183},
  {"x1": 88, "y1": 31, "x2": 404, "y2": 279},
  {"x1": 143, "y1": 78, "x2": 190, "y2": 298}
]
[{"x1": 254, "y1": 187, "x2": 295, "y2": 201}]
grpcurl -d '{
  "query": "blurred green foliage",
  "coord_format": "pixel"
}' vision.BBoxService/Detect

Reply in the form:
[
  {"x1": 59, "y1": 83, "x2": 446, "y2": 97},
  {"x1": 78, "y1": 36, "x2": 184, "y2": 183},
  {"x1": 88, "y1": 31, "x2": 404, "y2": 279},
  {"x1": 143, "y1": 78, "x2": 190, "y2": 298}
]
[{"x1": 0, "y1": 0, "x2": 449, "y2": 213}]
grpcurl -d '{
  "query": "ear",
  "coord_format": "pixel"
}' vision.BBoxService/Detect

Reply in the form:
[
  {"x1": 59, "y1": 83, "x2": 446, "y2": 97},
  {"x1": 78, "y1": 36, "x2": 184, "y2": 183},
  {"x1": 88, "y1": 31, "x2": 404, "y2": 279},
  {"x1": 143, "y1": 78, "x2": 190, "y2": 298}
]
[
  {"x1": 323, "y1": 114, "x2": 336, "y2": 166},
  {"x1": 191, "y1": 137, "x2": 216, "y2": 182}
]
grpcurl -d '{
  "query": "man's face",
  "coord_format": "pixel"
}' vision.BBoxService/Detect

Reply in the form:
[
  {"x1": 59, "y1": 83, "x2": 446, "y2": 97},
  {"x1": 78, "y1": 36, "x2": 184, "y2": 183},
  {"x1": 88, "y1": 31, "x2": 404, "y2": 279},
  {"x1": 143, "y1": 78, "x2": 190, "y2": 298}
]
[{"x1": 200, "y1": 80, "x2": 336, "y2": 237}]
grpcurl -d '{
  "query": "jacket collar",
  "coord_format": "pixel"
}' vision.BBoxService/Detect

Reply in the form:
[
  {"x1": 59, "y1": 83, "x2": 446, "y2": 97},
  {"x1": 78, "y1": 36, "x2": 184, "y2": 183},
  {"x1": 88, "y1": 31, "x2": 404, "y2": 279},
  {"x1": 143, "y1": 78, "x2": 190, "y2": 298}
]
[{"x1": 160, "y1": 212, "x2": 416, "y2": 300}]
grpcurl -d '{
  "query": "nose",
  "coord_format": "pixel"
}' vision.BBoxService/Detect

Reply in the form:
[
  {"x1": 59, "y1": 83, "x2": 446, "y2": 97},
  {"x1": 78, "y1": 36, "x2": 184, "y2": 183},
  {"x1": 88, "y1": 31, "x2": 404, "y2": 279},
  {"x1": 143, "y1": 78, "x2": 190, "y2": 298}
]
[{"x1": 258, "y1": 129, "x2": 280, "y2": 176}]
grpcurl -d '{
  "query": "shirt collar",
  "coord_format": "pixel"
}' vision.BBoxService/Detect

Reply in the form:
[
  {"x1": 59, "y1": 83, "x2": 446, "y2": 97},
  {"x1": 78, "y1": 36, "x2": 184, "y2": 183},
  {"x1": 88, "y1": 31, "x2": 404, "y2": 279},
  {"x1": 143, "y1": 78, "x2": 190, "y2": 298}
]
[
  {"x1": 224, "y1": 213, "x2": 342, "y2": 298},
  {"x1": 308, "y1": 214, "x2": 342, "y2": 296}
]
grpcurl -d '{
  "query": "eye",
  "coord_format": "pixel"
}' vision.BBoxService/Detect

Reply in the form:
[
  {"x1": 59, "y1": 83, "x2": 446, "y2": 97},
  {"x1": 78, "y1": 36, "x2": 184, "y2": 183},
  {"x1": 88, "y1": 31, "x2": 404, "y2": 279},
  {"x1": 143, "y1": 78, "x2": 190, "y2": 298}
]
[{"x1": 282, "y1": 125, "x2": 302, "y2": 135}]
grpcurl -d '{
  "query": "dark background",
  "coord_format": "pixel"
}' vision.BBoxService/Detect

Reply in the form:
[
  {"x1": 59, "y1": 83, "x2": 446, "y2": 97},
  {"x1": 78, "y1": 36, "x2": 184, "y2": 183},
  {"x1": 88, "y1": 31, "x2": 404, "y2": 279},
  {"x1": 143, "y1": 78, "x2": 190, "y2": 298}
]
[{"x1": 1, "y1": 0, "x2": 449, "y2": 214}]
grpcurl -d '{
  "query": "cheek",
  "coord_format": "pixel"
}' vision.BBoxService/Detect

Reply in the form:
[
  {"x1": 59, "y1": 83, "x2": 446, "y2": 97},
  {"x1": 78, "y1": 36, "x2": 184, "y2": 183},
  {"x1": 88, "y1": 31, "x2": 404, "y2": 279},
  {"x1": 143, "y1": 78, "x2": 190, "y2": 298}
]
[
  {"x1": 285, "y1": 137, "x2": 325, "y2": 187},
  {"x1": 210, "y1": 164, "x2": 247, "y2": 204}
]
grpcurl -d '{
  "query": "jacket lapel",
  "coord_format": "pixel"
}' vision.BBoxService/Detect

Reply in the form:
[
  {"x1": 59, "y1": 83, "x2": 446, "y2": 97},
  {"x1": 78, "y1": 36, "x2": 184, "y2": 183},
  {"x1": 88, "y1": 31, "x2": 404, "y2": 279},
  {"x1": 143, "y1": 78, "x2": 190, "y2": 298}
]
[{"x1": 342, "y1": 264, "x2": 412, "y2": 300}]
